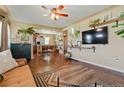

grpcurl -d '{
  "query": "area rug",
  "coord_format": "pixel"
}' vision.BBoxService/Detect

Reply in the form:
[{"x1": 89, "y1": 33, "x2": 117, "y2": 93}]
[
  {"x1": 33, "y1": 64, "x2": 124, "y2": 87},
  {"x1": 33, "y1": 64, "x2": 96, "y2": 87},
  {"x1": 55, "y1": 64, "x2": 96, "y2": 85},
  {"x1": 33, "y1": 71, "x2": 80, "y2": 87}
]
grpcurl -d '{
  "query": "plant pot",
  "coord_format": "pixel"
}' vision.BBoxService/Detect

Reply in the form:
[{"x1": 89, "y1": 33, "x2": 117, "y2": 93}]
[{"x1": 21, "y1": 34, "x2": 30, "y2": 41}]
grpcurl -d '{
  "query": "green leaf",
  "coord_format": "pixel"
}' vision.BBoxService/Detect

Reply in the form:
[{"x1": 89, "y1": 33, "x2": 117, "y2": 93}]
[
  {"x1": 116, "y1": 30, "x2": 124, "y2": 35},
  {"x1": 112, "y1": 25, "x2": 118, "y2": 28},
  {"x1": 115, "y1": 29, "x2": 124, "y2": 38},
  {"x1": 74, "y1": 31, "x2": 80, "y2": 38},
  {"x1": 121, "y1": 35, "x2": 124, "y2": 38},
  {"x1": 112, "y1": 22, "x2": 124, "y2": 28},
  {"x1": 18, "y1": 27, "x2": 35, "y2": 35}
]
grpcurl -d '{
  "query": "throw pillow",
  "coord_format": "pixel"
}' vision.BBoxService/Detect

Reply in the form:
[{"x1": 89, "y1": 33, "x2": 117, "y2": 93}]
[
  {"x1": 1, "y1": 49, "x2": 13, "y2": 58},
  {"x1": 0, "y1": 49, "x2": 18, "y2": 74}
]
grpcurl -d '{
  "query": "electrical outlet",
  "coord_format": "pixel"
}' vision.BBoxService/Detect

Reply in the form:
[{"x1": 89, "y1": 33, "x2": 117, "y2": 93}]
[{"x1": 115, "y1": 58, "x2": 119, "y2": 61}]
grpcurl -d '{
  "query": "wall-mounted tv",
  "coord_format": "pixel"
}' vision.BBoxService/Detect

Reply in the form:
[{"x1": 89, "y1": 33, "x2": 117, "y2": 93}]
[{"x1": 82, "y1": 26, "x2": 108, "y2": 44}]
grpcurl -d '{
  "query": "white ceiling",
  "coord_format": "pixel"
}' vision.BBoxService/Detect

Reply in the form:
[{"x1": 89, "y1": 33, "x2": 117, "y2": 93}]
[
  {"x1": 7, "y1": 5, "x2": 111, "y2": 29},
  {"x1": 35, "y1": 29, "x2": 62, "y2": 35}
]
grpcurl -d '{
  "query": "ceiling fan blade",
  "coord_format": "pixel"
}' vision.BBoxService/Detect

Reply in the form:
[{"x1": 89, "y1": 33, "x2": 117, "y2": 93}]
[
  {"x1": 43, "y1": 14, "x2": 49, "y2": 16},
  {"x1": 57, "y1": 13, "x2": 69, "y2": 17},
  {"x1": 57, "y1": 5, "x2": 64, "y2": 11},
  {"x1": 41, "y1": 6, "x2": 49, "y2": 10}
]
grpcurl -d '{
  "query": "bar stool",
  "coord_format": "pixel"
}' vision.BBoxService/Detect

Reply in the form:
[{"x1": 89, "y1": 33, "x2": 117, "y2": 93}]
[{"x1": 37, "y1": 45, "x2": 42, "y2": 56}]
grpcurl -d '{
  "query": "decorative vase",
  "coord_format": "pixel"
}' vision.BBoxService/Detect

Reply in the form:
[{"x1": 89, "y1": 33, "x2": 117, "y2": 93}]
[{"x1": 64, "y1": 52, "x2": 71, "y2": 59}]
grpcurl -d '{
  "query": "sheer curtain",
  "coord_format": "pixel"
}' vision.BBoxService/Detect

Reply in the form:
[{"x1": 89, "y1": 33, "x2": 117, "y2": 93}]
[
  {"x1": 7, "y1": 23, "x2": 10, "y2": 48},
  {"x1": 0, "y1": 21, "x2": 2, "y2": 50},
  {"x1": 0, "y1": 17, "x2": 9, "y2": 51}
]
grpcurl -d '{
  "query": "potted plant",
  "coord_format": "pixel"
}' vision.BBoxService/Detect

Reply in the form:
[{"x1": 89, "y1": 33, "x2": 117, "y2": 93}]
[
  {"x1": 74, "y1": 31, "x2": 80, "y2": 39},
  {"x1": 90, "y1": 18, "x2": 101, "y2": 25},
  {"x1": 18, "y1": 27, "x2": 35, "y2": 41}
]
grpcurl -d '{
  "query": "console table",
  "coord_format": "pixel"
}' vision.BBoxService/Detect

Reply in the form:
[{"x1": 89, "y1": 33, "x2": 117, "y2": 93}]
[{"x1": 11, "y1": 43, "x2": 31, "y2": 60}]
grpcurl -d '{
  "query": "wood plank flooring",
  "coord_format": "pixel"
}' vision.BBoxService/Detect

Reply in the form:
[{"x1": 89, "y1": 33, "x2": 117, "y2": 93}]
[{"x1": 28, "y1": 52, "x2": 124, "y2": 86}]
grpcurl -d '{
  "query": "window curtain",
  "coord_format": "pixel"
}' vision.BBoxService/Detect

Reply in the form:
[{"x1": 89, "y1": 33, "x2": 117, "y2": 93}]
[
  {"x1": 0, "y1": 21, "x2": 2, "y2": 50},
  {"x1": 0, "y1": 18, "x2": 8, "y2": 51}
]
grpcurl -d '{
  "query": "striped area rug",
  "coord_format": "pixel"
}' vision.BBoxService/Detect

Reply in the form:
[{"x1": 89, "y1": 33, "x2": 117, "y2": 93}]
[
  {"x1": 33, "y1": 72, "x2": 80, "y2": 87},
  {"x1": 33, "y1": 64, "x2": 97, "y2": 87}
]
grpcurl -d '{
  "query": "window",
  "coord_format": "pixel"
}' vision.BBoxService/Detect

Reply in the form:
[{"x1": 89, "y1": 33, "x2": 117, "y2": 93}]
[
  {"x1": 0, "y1": 21, "x2": 2, "y2": 48},
  {"x1": 45, "y1": 37, "x2": 49, "y2": 45}
]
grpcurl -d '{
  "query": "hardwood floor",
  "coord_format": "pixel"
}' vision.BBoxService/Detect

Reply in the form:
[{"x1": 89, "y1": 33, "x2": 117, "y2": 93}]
[
  {"x1": 28, "y1": 52, "x2": 71, "y2": 74},
  {"x1": 28, "y1": 52, "x2": 124, "y2": 86}
]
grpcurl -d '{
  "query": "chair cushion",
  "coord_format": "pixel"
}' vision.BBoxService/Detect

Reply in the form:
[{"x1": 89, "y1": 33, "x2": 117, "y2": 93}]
[{"x1": 0, "y1": 65, "x2": 36, "y2": 87}]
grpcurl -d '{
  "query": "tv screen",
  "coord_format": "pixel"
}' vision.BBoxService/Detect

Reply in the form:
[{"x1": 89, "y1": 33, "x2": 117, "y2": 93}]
[{"x1": 82, "y1": 26, "x2": 108, "y2": 44}]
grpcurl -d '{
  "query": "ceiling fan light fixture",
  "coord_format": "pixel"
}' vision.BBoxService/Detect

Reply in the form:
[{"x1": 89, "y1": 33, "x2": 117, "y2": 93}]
[
  {"x1": 55, "y1": 15, "x2": 59, "y2": 20},
  {"x1": 41, "y1": 5, "x2": 69, "y2": 20},
  {"x1": 51, "y1": 13, "x2": 56, "y2": 19},
  {"x1": 50, "y1": 13, "x2": 59, "y2": 20}
]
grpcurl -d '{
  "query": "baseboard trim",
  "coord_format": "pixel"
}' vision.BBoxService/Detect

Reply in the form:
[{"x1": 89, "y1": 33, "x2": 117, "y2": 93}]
[{"x1": 71, "y1": 57, "x2": 124, "y2": 73}]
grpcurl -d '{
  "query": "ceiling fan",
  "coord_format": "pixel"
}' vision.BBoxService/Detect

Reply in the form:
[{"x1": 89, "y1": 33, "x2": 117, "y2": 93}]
[{"x1": 41, "y1": 5, "x2": 69, "y2": 20}]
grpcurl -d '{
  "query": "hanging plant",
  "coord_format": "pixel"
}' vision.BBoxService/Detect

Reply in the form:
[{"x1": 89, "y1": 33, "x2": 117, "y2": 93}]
[
  {"x1": 115, "y1": 29, "x2": 124, "y2": 38},
  {"x1": 112, "y1": 12, "x2": 124, "y2": 28},
  {"x1": 112, "y1": 22, "x2": 124, "y2": 28},
  {"x1": 120, "y1": 12, "x2": 124, "y2": 19}
]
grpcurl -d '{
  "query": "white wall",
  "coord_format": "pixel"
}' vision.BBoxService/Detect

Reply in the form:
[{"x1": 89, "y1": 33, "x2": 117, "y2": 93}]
[
  {"x1": 10, "y1": 21, "x2": 60, "y2": 44},
  {"x1": 63, "y1": 6, "x2": 124, "y2": 73},
  {"x1": 10, "y1": 21, "x2": 59, "y2": 59},
  {"x1": 38, "y1": 33, "x2": 56, "y2": 45}
]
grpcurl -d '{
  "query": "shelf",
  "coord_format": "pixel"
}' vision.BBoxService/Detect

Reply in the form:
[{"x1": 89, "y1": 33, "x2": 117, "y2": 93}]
[
  {"x1": 89, "y1": 17, "x2": 124, "y2": 28},
  {"x1": 70, "y1": 46, "x2": 96, "y2": 53}
]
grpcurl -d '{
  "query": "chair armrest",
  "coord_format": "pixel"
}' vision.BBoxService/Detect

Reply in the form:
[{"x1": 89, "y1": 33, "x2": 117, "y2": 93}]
[
  {"x1": 15, "y1": 58, "x2": 27, "y2": 62},
  {"x1": 15, "y1": 58, "x2": 27, "y2": 67}
]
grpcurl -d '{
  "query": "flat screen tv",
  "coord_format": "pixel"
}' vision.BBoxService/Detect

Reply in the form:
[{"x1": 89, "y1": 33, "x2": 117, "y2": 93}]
[{"x1": 82, "y1": 26, "x2": 108, "y2": 44}]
